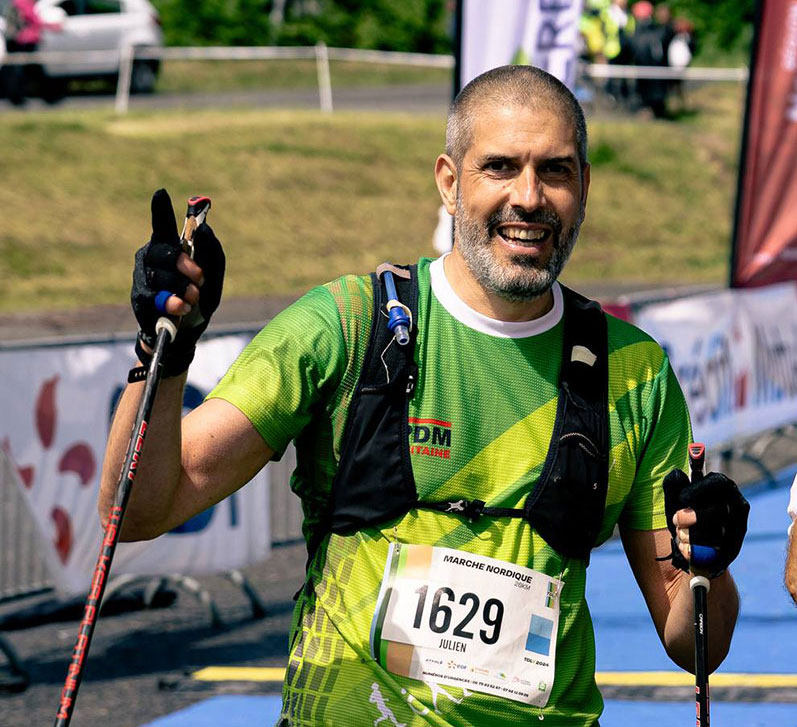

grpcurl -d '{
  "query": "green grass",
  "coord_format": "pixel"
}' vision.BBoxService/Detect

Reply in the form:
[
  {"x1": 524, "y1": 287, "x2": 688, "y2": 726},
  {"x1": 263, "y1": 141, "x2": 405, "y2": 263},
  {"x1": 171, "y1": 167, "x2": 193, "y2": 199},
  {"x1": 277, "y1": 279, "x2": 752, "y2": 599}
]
[
  {"x1": 156, "y1": 59, "x2": 452, "y2": 93},
  {"x1": 568, "y1": 82, "x2": 746, "y2": 288},
  {"x1": 0, "y1": 81, "x2": 747, "y2": 312}
]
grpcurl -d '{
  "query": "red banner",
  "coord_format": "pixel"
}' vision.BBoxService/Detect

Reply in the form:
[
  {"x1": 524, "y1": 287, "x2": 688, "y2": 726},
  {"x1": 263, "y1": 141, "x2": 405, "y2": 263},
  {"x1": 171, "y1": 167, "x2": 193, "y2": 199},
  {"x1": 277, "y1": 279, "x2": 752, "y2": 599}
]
[{"x1": 731, "y1": 0, "x2": 797, "y2": 287}]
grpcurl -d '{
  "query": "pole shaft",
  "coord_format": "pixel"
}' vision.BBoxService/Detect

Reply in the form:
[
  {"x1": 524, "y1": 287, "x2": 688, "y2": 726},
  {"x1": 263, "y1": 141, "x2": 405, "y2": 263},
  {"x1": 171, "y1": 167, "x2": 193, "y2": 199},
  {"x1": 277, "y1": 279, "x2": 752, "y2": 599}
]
[
  {"x1": 694, "y1": 584, "x2": 710, "y2": 726},
  {"x1": 53, "y1": 326, "x2": 170, "y2": 726}
]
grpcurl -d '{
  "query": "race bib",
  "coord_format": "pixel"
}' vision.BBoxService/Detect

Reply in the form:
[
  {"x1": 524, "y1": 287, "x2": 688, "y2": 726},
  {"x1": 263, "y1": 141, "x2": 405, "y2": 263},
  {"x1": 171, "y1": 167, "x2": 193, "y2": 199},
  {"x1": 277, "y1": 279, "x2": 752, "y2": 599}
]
[{"x1": 370, "y1": 543, "x2": 563, "y2": 707}]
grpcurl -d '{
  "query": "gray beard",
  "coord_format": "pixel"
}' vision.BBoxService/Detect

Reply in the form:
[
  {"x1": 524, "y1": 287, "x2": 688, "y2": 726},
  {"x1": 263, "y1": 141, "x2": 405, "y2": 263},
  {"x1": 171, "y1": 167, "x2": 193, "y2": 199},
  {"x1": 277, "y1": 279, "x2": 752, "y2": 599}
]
[{"x1": 454, "y1": 196, "x2": 582, "y2": 303}]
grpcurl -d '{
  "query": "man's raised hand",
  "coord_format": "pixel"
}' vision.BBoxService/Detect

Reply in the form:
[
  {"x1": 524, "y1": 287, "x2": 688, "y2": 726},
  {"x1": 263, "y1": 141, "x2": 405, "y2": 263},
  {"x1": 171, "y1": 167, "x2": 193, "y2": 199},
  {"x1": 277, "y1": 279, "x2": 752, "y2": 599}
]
[{"x1": 131, "y1": 188, "x2": 225, "y2": 377}]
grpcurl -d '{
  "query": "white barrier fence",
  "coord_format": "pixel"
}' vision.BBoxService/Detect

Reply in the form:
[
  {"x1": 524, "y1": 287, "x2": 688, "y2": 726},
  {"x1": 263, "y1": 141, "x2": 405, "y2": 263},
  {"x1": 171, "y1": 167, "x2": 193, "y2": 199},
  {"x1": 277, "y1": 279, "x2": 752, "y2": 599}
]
[{"x1": 0, "y1": 43, "x2": 748, "y2": 114}]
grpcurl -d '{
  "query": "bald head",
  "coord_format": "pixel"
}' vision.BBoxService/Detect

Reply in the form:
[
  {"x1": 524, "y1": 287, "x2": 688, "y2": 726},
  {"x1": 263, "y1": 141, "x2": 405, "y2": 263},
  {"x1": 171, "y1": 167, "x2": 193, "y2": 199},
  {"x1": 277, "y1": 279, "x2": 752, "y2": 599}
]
[{"x1": 446, "y1": 65, "x2": 588, "y2": 171}]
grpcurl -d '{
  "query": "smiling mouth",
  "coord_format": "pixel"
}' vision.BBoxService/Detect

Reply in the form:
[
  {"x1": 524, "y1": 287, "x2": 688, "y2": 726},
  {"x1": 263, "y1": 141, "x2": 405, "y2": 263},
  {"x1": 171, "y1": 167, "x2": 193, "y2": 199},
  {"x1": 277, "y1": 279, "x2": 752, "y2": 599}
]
[{"x1": 497, "y1": 226, "x2": 552, "y2": 247}]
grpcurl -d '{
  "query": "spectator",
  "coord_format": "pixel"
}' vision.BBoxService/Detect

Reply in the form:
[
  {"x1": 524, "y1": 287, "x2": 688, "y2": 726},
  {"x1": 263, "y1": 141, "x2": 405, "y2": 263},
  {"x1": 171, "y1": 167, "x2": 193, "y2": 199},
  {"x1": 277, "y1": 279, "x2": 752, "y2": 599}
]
[
  {"x1": 667, "y1": 17, "x2": 696, "y2": 112},
  {"x1": 579, "y1": 4, "x2": 607, "y2": 64},
  {"x1": 629, "y1": 0, "x2": 670, "y2": 118},
  {"x1": 602, "y1": 0, "x2": 635, "y2": 105},
  {"x1": 654, "y1": 2, "x2": 676, "y2": 53},
  {"x1": 0, "y1": 0, "x2": 58, "y2": 105},
  {"x1": 577, "y1": 2, "x2": 607, "y2": 107}
]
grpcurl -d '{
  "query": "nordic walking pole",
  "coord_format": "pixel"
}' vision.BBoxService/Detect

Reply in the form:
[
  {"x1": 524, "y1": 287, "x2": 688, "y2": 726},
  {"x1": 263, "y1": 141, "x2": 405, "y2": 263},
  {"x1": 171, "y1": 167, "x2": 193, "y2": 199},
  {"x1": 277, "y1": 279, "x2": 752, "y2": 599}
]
[
  {"x1": 53, "y1": 195, "x2": 211, "y2": 727},
  {"x1": 687, "y1": 442, "x2": 710, "y2": 727}
]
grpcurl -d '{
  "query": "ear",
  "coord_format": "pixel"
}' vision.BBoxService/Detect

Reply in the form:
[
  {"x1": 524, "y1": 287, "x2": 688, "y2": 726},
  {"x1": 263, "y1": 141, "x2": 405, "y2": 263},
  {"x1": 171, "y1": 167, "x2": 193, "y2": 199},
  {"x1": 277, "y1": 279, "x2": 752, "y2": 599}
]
[
  {"x1": 581, "y1": 162, "x2": 591, "y2": 210},
  {"x1": 434, "y1": 154, "x2": 458, "y2": 216}
]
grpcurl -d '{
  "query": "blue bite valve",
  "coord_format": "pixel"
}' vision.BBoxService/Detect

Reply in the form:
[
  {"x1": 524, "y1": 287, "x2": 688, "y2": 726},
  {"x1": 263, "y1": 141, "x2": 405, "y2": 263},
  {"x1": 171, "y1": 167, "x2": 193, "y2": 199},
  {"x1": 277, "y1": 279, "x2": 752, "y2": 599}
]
[
  {"x1": 382, "y1": 270, "x2": 411, "y2": 346},
  {"x1": 691, "y1": 544, "x2": 719, "y2": 570},
  {"x1": 387, "y1": 306, "x2": 411, "y2": 346}
]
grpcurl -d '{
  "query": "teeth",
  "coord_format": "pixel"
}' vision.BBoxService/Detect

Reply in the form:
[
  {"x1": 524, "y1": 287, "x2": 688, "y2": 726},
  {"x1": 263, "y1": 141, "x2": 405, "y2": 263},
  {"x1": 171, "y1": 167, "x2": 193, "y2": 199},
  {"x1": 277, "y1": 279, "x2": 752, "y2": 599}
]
[{"x1": 501, "y1": 227, "x2": 546, "y2": 241}]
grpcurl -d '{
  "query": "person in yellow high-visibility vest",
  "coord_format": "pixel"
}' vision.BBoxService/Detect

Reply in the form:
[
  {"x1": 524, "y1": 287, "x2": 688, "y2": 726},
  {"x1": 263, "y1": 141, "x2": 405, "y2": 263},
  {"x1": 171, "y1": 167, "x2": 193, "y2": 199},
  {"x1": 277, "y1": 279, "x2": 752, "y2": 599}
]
[{"x1": 601, "y1": 0, "x2": 635, "y2": 104}]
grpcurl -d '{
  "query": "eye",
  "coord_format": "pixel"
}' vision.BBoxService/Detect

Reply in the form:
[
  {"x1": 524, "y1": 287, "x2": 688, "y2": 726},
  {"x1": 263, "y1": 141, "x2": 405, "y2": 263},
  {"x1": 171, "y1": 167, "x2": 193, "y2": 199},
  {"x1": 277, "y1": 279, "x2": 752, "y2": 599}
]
[
  {"x1": 483, "y1": 159, "x2": 510, "y2": 173},
  {"x1": 542, "y1": 161, "x2": 574, "y2": 176}
]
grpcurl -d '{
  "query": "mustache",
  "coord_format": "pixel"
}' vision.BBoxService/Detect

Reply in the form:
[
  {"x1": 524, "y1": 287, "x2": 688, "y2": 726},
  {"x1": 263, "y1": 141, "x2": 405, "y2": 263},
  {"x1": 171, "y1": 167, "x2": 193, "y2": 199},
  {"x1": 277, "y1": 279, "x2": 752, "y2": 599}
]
[{"x1": 487, "y1": 208, "x2": 563, "y2": 243}]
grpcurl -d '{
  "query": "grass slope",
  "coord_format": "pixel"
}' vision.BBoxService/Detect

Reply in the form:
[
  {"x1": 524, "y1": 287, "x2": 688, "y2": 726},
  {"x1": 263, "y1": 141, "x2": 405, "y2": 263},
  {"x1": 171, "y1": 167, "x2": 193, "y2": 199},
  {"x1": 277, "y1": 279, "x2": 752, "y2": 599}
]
[{"x1": 0, "y1": 82, "x2": 746, "y2": 312}]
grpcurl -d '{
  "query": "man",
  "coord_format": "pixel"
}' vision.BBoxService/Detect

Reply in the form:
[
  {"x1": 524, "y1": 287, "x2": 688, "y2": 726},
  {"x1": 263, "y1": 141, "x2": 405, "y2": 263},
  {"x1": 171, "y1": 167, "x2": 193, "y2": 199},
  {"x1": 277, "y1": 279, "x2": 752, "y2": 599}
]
[{"x1": 100, "y1": 65, "x2": 748, "y2": 726}]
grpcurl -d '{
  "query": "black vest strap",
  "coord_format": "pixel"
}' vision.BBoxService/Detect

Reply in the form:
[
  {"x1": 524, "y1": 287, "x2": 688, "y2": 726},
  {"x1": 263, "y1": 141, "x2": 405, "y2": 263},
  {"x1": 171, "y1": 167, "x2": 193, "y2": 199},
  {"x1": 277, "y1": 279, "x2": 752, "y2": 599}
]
[
  {"x1": 307, "y1": 265, "x2": 420, "y2": 565},
  {"x1": 309, "y1": 273, "x2": 609, "y2": 569},
  {"x1": 522, "y1": 287, "x2": 609, "y2": 561}
]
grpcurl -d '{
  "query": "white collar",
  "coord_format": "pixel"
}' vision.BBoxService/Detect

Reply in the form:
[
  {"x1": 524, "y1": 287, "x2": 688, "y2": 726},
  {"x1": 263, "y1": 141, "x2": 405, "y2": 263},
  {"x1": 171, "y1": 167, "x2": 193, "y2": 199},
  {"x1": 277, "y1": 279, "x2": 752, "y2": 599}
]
[{"x1": 429, "y1": 254, "x2": 564, "y2": 339}]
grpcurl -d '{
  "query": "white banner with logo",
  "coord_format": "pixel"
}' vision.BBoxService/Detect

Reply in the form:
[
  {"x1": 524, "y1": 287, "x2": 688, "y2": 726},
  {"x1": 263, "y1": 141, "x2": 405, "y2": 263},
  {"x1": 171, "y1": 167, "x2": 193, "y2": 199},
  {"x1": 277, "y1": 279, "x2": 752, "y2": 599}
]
[
  {"x1": 0, "y1": 331, "x2": 270, "y2": 596},
  {"x1": 634, "y1": 283, "x2": 797, "y2": 449},
  {"x1": 461, "y1": 0, "x2": 584, "y2": 90}
]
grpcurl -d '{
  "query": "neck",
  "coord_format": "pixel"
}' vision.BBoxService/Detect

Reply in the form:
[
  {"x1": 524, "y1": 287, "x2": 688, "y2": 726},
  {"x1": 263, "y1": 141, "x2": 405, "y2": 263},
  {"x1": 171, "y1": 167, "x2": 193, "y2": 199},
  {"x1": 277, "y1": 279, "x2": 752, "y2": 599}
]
[{"x1": 443, "y1": 249, "x2": 555, "y2": 323}]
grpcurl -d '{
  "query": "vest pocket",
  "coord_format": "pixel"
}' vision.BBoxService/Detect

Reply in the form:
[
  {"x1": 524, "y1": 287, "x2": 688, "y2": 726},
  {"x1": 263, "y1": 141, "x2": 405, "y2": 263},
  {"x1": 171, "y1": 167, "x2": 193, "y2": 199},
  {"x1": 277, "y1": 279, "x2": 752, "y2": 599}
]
[
  {"x1": 330, "y1": 371, "x2": 417, "y2": 534},
  {"x1": 528, "y1": 427, "x2": 608, "y2": 561}
]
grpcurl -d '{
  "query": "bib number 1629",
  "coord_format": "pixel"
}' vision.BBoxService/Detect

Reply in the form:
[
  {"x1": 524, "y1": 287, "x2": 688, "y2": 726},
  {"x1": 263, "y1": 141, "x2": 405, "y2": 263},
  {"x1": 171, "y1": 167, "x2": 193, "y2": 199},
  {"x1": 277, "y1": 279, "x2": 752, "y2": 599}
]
[{"x1": 412, "y1": 585, "x2": 504, "y2": 645}]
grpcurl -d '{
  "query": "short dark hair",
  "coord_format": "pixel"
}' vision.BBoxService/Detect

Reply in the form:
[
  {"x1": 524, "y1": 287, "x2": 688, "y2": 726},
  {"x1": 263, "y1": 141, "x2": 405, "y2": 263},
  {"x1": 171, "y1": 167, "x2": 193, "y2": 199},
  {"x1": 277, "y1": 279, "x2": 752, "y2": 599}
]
[{"x1": 446, "y1": 65, "x2": 588, "y2": 170}]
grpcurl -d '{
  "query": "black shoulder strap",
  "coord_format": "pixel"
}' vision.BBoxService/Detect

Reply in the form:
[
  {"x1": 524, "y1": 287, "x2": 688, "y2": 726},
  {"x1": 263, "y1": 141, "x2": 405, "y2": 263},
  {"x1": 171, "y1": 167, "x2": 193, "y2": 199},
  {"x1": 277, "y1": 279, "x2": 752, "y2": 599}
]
[
  {"x1": 305, "y1": 264, "x2": 420, "y2": 567},
  {"x1": 523, "y1": 285, "x2": 610, "y2": 562}
]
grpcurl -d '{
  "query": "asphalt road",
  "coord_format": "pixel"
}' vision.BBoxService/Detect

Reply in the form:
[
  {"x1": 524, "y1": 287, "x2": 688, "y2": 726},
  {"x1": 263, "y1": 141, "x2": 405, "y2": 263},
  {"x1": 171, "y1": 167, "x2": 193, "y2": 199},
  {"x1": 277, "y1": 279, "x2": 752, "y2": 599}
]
[
  {"x1": 1, "y1": 541, "x2": 306, "y2": 727},
  {"x1": 0, "y1": 82, "x2": 453, "y2": 116}
]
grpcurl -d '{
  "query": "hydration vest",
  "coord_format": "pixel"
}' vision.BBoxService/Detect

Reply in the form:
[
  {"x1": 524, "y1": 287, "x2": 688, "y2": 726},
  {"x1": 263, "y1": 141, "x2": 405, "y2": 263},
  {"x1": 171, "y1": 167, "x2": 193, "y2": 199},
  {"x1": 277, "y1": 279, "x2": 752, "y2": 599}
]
[{"x1": 308, "y1": 263, "x2": 610, "y2": 566}]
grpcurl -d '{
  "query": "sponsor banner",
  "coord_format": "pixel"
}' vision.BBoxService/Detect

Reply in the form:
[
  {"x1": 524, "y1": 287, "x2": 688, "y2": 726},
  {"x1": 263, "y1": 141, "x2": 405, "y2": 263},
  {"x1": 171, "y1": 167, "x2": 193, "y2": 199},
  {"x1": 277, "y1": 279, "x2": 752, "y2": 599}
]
[
  {"x1": 460, "y1": 0, "x2": 584, "y2": 90},
  {"x1": 635, "y1": 283, "x2": 797, "y2": 449},
  {"x1": 0, "y1": 332, "x2": 269, "y2": 596},
  {"x1": 731, "y1": 0, "x2": 797, "y2": 287}
]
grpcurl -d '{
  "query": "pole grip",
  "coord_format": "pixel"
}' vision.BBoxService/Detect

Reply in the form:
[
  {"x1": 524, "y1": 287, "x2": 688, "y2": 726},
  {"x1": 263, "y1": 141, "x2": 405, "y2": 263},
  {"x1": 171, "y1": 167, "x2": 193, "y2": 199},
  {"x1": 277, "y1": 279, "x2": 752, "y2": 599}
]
[
  {"x1": 688, "y1": 442, "x2": 718, "y2": 570},
  {"x1": 688, "y1": 443, "x2": 705, "y2": 482},
  {"x1": 174, "y1": 196, "x2": 212, "y2": 331}
]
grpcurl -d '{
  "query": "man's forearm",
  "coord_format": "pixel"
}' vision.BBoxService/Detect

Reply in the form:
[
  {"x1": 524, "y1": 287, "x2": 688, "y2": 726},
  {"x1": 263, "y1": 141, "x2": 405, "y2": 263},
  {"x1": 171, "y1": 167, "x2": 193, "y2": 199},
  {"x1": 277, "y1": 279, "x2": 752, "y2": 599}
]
[
  {"x1": 663, "y1": 569, "x2": 739, "y2": 673},
  {"x1": 98, "y1": 370, "x2": 187, "y2": 541},
  {"x1": 786, "y1": 529, "x2": 797, "y2": 605}
]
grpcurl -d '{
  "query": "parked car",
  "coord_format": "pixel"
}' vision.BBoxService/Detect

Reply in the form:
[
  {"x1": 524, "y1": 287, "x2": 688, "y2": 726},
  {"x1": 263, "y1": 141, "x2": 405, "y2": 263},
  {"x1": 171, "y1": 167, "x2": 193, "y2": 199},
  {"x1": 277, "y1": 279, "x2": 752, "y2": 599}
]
[{"x1": 1, "y1": 0, "x2": 163, "y2": 101}]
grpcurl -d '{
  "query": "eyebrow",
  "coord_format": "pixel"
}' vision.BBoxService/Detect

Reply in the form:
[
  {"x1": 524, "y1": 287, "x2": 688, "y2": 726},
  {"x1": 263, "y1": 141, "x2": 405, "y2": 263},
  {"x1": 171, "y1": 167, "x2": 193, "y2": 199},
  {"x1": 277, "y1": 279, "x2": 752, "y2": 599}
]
[
  {"x1": 541, "y1": 155, "x2": 578, "y2": 167},
  {"x1": 476, "y1": 153, "x2": 579, "y2": 168}
]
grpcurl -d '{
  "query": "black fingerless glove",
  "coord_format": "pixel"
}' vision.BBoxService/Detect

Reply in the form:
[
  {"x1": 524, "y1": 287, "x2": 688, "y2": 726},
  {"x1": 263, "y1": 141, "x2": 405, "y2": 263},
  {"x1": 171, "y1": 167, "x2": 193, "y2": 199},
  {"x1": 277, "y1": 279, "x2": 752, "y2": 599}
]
[
  {"x1": 131, "y1": 189, "x2": 225, "y2": 377},
  {"x1": 662, "y1": 468, "x2": 750, "y2": 577}
]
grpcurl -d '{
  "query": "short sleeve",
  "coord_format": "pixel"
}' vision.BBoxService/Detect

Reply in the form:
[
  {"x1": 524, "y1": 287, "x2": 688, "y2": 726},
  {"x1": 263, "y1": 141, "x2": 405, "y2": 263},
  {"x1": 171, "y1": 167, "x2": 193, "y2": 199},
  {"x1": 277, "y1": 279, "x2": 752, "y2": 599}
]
[
  {"x1": 207, "y1": 285, "x2": 346, "y2": 454},
  {"x1": 620, "y1": 351, "x2": 692, "y2": 531}
]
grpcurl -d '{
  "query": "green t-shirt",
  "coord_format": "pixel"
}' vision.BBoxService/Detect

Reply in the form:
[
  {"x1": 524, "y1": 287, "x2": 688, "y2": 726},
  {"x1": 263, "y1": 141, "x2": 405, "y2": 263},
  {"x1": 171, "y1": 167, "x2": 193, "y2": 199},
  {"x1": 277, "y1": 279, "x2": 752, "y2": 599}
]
[{"x1": 209, "y1": 257, "x2": 691, "y2": 726}]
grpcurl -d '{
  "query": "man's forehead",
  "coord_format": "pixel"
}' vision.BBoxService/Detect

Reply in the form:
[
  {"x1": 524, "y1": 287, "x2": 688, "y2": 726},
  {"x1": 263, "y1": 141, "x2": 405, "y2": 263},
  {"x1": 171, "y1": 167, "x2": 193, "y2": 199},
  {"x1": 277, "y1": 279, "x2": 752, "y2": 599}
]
[{"x1": 466, "y1": 102, "x2": 578, "y2": 156}]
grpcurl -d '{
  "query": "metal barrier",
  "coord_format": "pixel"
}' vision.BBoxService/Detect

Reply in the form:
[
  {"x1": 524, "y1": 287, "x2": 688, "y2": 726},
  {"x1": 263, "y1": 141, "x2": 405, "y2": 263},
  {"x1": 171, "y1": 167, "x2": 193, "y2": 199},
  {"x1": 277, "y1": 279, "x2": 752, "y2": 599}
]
[
  {"x1": 0, "y1": 448, "x2": 44, "y2": 690},
  {"x1": 0, "y1": 43, "x2": 748, "y2": 115},
  {"x1": 0, "y1": 448, "x2": 52, "y2": 603}
]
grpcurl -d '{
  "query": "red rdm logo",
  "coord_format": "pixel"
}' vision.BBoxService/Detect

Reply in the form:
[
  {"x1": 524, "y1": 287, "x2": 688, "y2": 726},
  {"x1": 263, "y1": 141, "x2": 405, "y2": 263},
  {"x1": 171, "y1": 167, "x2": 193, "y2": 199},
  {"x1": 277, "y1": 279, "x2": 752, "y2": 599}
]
[{"x1": 408, "y1": 417, "x2": 451, "y2": 459}]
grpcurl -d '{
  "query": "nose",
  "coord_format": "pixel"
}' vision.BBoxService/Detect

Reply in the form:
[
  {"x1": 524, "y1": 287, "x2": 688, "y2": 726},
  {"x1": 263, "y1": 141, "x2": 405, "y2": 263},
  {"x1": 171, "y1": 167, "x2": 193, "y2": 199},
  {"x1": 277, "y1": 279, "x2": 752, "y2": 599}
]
[{"x1": 508, "y1": 166, "x2": 544, "y2": 211}]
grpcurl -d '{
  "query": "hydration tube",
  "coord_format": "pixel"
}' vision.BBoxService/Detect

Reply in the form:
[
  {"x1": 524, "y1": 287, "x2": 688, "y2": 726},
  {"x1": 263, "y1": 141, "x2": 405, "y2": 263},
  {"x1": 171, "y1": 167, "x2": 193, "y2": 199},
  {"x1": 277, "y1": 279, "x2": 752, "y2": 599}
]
[{"x1": 381, "y1": 269, "x2": 411, "y2": 346}]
